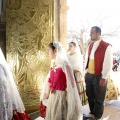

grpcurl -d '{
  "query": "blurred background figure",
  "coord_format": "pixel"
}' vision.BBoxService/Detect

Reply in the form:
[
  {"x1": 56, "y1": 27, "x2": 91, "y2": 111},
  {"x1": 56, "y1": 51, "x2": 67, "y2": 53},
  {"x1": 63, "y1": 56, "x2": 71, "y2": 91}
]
[{"x1": 0, "y1": 48, "x2": 31, "y2": 120}]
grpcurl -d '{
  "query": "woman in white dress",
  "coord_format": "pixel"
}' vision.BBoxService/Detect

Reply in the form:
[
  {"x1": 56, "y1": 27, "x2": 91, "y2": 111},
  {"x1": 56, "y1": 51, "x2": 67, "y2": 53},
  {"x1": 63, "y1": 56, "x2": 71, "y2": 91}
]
[
  {"x1": 67, "y1": 41, "x2": 87, "y2": 105},
  {"x1": 0, "y1": 48, "x2": 31, "y2": 120},
  {"x1": 39, "y1": 42, "x2": 83, "y2": 120}
]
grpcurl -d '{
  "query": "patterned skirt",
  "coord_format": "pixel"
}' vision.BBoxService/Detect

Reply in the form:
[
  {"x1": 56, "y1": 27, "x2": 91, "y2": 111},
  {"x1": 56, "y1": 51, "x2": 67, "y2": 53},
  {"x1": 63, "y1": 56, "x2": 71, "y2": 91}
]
[
  {"x1": 74, "y1": 72, "x2": 88, "y2": 106},
  {"x1": 45, "y1": 90, "x2": 67, "y2": 120},
  {"x1": 76, "y1": 81, "x2": 88, "y2": 106}
]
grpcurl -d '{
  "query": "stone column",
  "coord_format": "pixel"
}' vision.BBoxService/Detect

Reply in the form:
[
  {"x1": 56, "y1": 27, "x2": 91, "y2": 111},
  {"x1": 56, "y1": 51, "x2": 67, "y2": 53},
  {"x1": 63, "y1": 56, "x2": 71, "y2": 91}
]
[
  {"x1": 54, "y1": 0, "x2": 60, "y2": 42},
  {"x1": 54, "y1": 0, "x2": 68, "y2": 50}
]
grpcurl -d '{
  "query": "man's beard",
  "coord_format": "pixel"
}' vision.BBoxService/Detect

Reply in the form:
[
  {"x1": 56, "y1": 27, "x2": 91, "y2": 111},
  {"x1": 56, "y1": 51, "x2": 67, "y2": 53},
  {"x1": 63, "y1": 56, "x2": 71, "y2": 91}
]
[{"x1": 91, "y1": 38, "x2": 95, "y2": 41}]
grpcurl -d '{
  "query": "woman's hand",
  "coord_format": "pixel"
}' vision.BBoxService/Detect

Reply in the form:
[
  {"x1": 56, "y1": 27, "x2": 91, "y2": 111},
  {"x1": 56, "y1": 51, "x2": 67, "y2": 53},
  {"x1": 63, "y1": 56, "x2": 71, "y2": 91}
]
[
  {"x1": 76, "y1": 79, "x2": 83, "y2": 83},
  {"x1": 73, "y1": 69, "x2": 79, "y2": 73},
  {"x1": 43, "y1": 93, "x2": 49, "y2": 99}
]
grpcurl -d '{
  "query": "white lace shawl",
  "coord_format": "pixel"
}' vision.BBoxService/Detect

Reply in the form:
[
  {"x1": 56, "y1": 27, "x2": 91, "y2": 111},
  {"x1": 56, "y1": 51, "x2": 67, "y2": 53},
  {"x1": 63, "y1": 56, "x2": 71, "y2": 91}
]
[
  {"x1": 67, "y1": 52, "x2": 83, "y2": 72},
  {"x1": 0, "y1": 49, "x2": 25, "y2": 120}
]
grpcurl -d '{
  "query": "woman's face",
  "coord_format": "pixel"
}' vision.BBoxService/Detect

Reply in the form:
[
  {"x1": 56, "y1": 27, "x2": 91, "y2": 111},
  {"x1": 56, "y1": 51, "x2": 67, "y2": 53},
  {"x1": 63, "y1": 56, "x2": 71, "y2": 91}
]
[
  {"x1": 47, "y1": 46, "x2": 56, "y2": 59},
  {"x1": 68, "y1": 43, "x2": 76, "y2": 53}
]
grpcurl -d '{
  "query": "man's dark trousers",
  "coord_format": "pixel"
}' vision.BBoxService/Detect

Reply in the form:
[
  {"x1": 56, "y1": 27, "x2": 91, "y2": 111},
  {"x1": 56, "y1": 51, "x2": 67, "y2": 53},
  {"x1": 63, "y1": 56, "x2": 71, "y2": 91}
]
[{"x1": 85, "y1": 72, "x2": 107, "y2": 119}]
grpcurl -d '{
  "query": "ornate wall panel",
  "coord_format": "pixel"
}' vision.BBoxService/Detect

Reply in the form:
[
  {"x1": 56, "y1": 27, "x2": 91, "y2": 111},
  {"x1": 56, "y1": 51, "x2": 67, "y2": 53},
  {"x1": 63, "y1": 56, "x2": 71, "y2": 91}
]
[{"x1": 6, "y1": 0, "x2": 54, "y2": 113}]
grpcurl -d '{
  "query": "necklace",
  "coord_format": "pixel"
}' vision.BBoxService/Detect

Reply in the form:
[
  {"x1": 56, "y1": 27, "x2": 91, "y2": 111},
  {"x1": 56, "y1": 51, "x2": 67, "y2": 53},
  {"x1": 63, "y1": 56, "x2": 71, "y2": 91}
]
[{"x1": 52, "y1": 61, "x2": 57, "y2": 72}]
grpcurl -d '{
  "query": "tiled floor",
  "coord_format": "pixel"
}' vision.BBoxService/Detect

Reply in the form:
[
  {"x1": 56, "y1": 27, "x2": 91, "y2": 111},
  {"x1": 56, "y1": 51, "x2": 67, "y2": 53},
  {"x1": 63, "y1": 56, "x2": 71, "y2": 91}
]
[
  {"x1": 29, "y1": 98, "x2": 120, "y2": 120},
  {"x1": 83, "y1": 99, "x2": 120, "y2": 120}
]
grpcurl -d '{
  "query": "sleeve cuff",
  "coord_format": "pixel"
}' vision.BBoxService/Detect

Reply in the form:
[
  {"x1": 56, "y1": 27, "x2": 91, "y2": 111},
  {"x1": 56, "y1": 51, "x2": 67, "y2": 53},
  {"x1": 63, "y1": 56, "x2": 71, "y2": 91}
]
[{"x1": 102, "y1": 76, "x2": 108, "y2": 80}]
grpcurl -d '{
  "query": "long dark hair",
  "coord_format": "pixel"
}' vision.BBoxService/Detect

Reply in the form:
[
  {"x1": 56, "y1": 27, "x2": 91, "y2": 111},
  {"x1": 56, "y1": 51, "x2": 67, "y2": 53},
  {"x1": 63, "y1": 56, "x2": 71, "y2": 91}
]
[
  {"x1": 48, "y1": 42, "x2": 56, "y2": 51},
  {"x1": 69, "y1": 42, "x2": 76, "y2": 47}
]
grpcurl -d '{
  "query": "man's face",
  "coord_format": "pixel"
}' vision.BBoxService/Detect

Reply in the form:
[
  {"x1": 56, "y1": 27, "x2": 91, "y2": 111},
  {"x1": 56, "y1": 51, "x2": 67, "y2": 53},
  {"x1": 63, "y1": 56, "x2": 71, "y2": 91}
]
[{"x1": 90, "y1": 28, "x2": 99, "y2": 41}]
